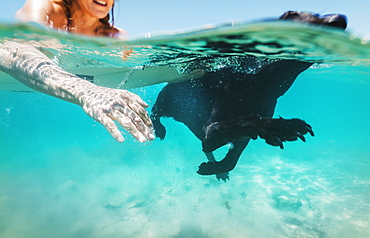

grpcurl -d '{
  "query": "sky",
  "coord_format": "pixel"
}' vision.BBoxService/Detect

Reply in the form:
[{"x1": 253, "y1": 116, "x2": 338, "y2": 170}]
[{"x1": 1, "y1": 0, "x2": 370, "y2": 38}]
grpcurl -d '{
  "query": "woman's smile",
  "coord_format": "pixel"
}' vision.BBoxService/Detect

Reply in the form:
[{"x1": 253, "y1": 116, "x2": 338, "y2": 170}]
[
  {"x1": 93, "y1": 0, "x2": 108, "y2": 7},
  {"x1": 76, "y1": 0, "x2": 114, "y2": 19}
]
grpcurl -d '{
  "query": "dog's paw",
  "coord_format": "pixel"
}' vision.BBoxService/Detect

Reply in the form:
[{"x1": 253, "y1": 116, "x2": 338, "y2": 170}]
[
  {"x1": 259, "y1": 118, "x2": 314, "y2": 149},
  {"x1": 154, "y1": 127, "x2": 166, "y2": 140},
  {"x1": 152, "y1": 119, "x2": 166, "y2": 140},
  {"x1": 197, "y1": 162, "x2": 224, "y2": 175},
  {"x1": 216, "y1": 172, "x2": 229, "y2": 182},
  {"x1": 197, "y1": 163, "x2": 230, "y2": 181}
]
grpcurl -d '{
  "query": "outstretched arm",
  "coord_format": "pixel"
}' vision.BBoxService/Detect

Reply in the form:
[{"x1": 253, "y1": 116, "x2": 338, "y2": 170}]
[{"x1": 0, "y1": 41, "x2": 154, "y2": 143}]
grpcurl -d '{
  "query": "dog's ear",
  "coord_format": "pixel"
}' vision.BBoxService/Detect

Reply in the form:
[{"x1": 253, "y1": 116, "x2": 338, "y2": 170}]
[{"x1": 279, "y1": 11, "x2": 300, "y2": 20}]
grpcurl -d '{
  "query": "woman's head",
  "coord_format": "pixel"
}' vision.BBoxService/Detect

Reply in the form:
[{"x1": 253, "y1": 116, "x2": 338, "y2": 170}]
[
  {"x1": 62, "y1": 0, "x2": 115, "y2": 25},
  {"x1": 62, "y1": 0, "x2": 116, "y2": 34}
]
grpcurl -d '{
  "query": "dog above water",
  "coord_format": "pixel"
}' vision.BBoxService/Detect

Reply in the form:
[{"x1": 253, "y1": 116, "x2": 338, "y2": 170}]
[{"x1": 151, "y1": 11, "x2": 348, "y2": 181}]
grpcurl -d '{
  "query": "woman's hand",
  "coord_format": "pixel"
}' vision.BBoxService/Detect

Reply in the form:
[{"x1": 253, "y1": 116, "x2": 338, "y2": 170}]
[{"x1": 80, "y1": 85, "x2": 154, "y2": 143}]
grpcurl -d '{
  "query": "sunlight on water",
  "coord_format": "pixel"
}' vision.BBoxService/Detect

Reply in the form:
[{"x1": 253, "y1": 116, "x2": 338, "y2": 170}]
[{"x1": 1, "y1": 22, "x2": 370, "y2": 238}]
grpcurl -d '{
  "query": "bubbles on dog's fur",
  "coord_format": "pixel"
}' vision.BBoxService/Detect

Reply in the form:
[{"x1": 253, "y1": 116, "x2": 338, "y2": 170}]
[
  {"x1": 173, "y1": 56, "x2": 276, "y2": 75},
  {"x1": 226, "y1": 142, "x2": 234, "y2": 150}
]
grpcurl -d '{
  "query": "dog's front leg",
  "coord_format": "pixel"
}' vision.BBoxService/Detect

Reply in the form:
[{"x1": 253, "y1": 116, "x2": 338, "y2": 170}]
[
  {"x1": 198, "y1": 138, "x2": 250, "y2": 176},
  {"x1": 204, "y1": 152, "x2": 229, "y2": 181}
]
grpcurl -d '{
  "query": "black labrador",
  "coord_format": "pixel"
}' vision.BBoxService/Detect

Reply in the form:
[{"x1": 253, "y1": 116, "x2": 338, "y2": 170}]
[{"x1": 151, "y1": 11, "x2": 347, "y2": 180}]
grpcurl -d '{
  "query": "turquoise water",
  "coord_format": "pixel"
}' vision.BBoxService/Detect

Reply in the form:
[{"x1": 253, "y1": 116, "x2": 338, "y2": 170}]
[{"x1": 1, "y1": 23, "x2": 370, "y2": 237}]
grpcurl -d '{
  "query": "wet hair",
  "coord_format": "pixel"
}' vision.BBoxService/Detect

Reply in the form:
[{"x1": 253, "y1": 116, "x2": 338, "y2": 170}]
[{"x1": 62, "y1": 0, "x2": 115, "y2": 34}]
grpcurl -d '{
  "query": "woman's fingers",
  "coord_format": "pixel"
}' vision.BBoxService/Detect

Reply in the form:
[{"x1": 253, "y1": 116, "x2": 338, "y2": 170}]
[
  {"x1": 100, "y1": 114, "x2": 125, "y2": 143},
  {"x1": 82, "y1": 87, "x2": 154, "y2": 143},
  {"x1": 113, "y1": 101, "x2": 154, "y2": 142}
]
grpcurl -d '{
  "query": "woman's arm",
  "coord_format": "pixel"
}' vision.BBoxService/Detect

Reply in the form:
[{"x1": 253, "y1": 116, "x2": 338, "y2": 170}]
[
  {"x1": 10, "y1": 1, "x2": 154, "y2": 142},
  {"x1": 0, "y1": 41, "x2": 154, "y2": 143}
]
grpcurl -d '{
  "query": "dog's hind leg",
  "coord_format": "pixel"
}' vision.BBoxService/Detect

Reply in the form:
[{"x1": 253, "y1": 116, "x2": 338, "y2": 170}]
[{"x1": 198, "y1": 138, "x2": 250, "y2": 177}]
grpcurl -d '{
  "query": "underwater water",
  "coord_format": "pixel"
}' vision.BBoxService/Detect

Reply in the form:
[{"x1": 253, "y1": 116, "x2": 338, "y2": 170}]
[
  {"x1": 1, "y1": 66, "x2": 370, "y2": 238},
  {"x1": 1, "y1": 22, "x2": 370, "y2": 238}
]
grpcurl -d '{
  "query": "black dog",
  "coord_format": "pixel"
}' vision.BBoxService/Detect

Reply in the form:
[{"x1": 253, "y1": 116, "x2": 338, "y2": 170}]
[{"x1": 151, "y1": 11, "x2": 347, "y2": 180}]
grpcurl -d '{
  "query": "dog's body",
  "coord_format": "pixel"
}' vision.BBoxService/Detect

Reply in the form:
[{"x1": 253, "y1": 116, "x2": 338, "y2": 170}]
[{"x1": 151, "y1": 11, "x2": 347, "y2": 180}]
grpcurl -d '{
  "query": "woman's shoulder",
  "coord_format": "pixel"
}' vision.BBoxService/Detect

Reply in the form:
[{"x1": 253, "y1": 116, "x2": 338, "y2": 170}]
[
  {"x1": 16, "y1": 0, "x2": 67, "y2": 27},
  {"x1": 113, "y1": 26, "x2": 129, "y2": 39},
  {"x1": 49, "y1": 0, "x2": 66, "y2": 14},
  {"x1": 97, "y1": 24, "x2": 128, "y2": 39}
]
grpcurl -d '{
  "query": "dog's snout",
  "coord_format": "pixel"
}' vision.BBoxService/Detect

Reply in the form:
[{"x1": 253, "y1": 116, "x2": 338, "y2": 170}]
[{"x1": 322, "y1": 14, "x2": 347, "y2": 29}]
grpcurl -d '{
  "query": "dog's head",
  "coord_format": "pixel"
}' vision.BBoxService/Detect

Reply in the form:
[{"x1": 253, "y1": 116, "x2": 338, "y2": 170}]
[{"x1": 279, "y1": 11, "x2": 347, "y2": 30}]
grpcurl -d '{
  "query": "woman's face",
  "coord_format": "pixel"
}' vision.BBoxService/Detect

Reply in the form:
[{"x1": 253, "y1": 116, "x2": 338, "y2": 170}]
[{"x1": 77, "y1": 0, "x2": 114, "y2": 19}]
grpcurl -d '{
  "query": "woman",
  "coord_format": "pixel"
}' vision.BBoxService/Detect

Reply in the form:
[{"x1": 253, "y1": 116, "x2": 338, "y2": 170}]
[
  {"x1": 16, "y1": 0, "x2": 125, "y2": 37},
  {"x1": 0, "y1": 0, "x2": 154, "y2": 143}
]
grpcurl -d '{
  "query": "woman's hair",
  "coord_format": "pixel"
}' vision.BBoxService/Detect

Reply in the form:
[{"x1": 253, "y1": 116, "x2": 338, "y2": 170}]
[{"x1": 61, "y1": 0, "x2": 115, "y2": 34}]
